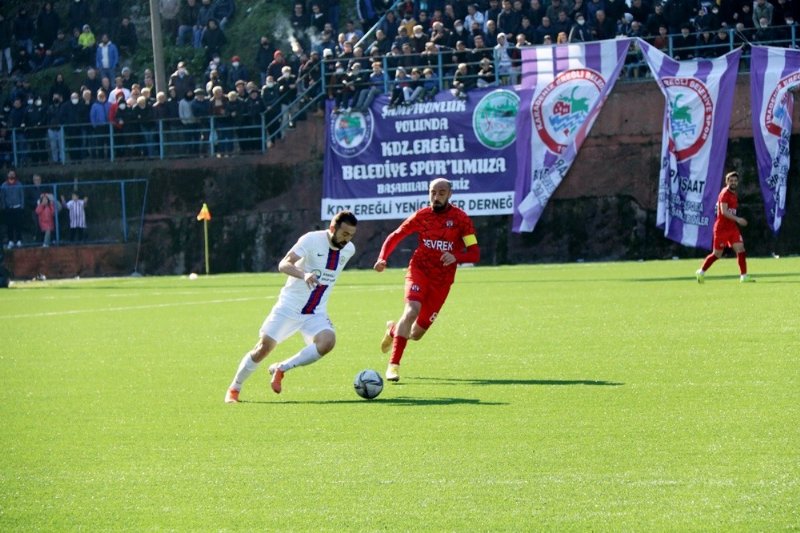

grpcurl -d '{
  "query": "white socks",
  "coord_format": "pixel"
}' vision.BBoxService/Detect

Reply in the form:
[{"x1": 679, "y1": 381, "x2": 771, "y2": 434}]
[
  {"x1": 229, "y1": 353, "x2": 260, "y2": 391},
  {"x1": 278, "y1": 344, "x2": 322, "y2": 372}
]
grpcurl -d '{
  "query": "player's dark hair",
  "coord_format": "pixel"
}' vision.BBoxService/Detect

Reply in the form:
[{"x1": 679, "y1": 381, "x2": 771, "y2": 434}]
[
  {"x1": 332, "y1": 210, "x2": 357, "y2": 228},
  {"x1": 725, "y1": 171, "x2": 739, "y2": 180}
]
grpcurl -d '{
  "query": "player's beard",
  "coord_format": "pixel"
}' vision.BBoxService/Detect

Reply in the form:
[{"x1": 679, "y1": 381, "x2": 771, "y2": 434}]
[
  {"x1": 329, "y1": 232, "x2": 347, "y2": 249},
  {"x1": 431, "y1": 200, "x2": 448, "y2": 213}
]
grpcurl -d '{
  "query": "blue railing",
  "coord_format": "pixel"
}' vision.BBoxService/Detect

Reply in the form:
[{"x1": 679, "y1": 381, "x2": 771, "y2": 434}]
[{"x1": 4, "y1": 27, "x2": 797, "y2": 168}]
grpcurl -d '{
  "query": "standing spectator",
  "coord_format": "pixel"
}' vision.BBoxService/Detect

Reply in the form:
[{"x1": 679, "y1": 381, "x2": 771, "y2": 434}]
[
  {"x1": 1, "y1": 169, "x2": 25, "y2": 248},
  {"x1": 227, "y1": 55, "x2": 249, "y2": 88},
  {"x1": 116, "y1": 17, "x2": 139, "y2": 57},
  {"x1": 267, "y1": 51, "x2": 288, "y2": 85},
  {"x1": 109, "y1": 76, "x2": 132, "y2": 103},
  {"x1": 45, "y1": 94, "x2": 66, "y2": 163},
  {"x1": 190, "y1": 88, "x2": 211, "y2": 153},
  {"x1": 95, "y1": 34, "x2": 119, "y2": 82},
  {"x1": 261, "y1": 76, "x2": 281, "y2": 145},
  {"x1": 90, "y1": 90, "x2": 111, "y2": 159},
  {"x1": 493, "y1": 33, "x2": 513, "y2": 83},
  {"x1": 169, "y1": 62, "x2": 196, "y2": 99},
  {"x1": 130, "y1": 96, "x2": 155, "y2": 157},
  {"x1": 673, "y1": 24, "x2": 697, "y2": 59},
  {"x1": 61, "y1": 191, "x2": 89, "y2": 243},
  {"x1": 83, "y1": 69, "x2": 102, "y2": 96},
  {"x1": 256, "y1": 36, "x2": 277, "y2": 85},
  {"x1": 753, "y1": 0, "x2": 775, "y2": 27},
  {"x1": 664, "y1": 0, "x2": 695, "y2": 34},
  {"x1": 646, "y1": 3, "x2": 668, "y2": 38},
  {"x1": 569, "y1": 13, "x2": 593, "y2": 42},
  {"x1": 178, "y1": 89, "x2": 197, "y2": 153},
  {"x1": 276, "y1": 66, "x2": 298, "y2": 130},
  {"x1": 36, "y1": 2, "x2": 61, "y2": 49},
  {"x1": 35, "y1": 192, "x2": 56, "y2": 247},
  {"x1": 13, "y1": 8, "x2": 35, "y2": 56},
  {"x1": 1, "y1": 14, "x2": 14, "y2": 76},
  {"x1": 25, "y1": 96, "x2": 48, "y2": 163},
  {"x1": 8, "y1": 97, "x2": 29, "y2": 164},
  {"x1": 591, "y1": 10, "x2": 617, "y2": 40},
  {"x1": 202, "y1": 19, "x2": 227, "y2": 63},
  {"x1": 177, "y1": 0, "x2": 202, "y2": 47},
  {"x1": 26, "y1": 174, "x2": 50, "y2": 232},
  {"x1": 63, "y1": 92, "x2": 87, "y2": 162},
  {"x1": 241, "y1": 87, "x2": 265, "y2": 152}
]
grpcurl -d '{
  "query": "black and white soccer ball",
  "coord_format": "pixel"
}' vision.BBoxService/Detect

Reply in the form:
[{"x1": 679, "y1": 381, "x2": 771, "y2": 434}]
[{"x1": 353, "y1": 369, "x2": 383, "y2": 400}]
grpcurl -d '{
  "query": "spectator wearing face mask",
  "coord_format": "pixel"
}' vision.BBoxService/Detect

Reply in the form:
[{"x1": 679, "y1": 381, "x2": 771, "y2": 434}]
[
  {"x1": 569, "y1": 13, "x2": 592, "y2": 42},
  {"x1": 227, "y1": 55, "x2": 249, "y2": 89}
]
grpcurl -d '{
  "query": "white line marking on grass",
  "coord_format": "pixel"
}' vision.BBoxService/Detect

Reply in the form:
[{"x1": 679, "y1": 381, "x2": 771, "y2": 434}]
[{"x1": 1, "y1": 296, "x2": 274, "y2": 319}]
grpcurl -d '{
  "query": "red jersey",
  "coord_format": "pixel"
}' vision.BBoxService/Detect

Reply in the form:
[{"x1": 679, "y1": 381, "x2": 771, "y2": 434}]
[
  {"x1": 714, "y1": 187, "x2": 738, "y2": 233},
  {"x1": 380, "y1": 204, "x2": 478, "y2": 284}
]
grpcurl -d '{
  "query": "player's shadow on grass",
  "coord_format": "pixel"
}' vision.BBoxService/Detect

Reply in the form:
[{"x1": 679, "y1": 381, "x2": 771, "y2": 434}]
[
  {"x1": 412, "y1": 377, "x2": 624, "y2": 386},
  {"x1": 248, "y1": 397, "x2": 507, "y2": 406}
]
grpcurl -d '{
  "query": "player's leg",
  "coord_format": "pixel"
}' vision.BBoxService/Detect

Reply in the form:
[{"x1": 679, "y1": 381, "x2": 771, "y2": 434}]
[
  {"x1": 732, "y1": 241, "x2": 753, "y2": 282},
  {"x1": 225, "y1": 335, "x2": 278, "y2": 403},
  {"x1": 225, "y1": 308, "x2": 296, "y2": 402},
  {"x1": 386, "y1": 299, "x2": 421, "y2": 380},
  {"x1": 409, "y1": 283, "x2": 450, "y2": 341},
  {"x1": 269, "y1": 315, "x2": 336, "y2": 394},
  {"x1": 697, "y1": 237, "x2": 725, "y2": 282}
]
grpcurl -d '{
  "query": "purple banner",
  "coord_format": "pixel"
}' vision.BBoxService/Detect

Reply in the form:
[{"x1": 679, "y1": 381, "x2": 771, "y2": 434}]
[
  {"x1": 512, "y1": 39, "x2": 631, "y2": 232},
  {"x1": 750, "y1": 45, "x2": 800, "y2": 234},
  {"x1": 322, "y1": 88, "x2": 519, "y2": 220},
  {"x1": 639, "y1": 39, "x2": 741, "y2": 249}
]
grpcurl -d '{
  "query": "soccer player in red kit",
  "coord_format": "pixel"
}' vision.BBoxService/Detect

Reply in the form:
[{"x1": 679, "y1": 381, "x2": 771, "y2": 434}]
[
  {"x1": 696, "y1": 171, "x2": 755, "y2": 283},
  {"x1": 373, "y1": 177, "x2": 480, "y2": 382}
]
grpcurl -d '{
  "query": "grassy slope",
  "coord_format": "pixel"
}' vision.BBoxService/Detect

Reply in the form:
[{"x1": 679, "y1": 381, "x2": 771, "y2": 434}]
[{"x1": 0, "y1": 258, "x2": 798, "y2": 530}]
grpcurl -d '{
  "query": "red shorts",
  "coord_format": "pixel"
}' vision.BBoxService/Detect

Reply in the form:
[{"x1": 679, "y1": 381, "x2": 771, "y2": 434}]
[
  {"x1": 404, "y1": 268, "x2": 452, "y2": 331},
  {"x1": 713, "y1": 228, "x2": 743, "y2": 250}
]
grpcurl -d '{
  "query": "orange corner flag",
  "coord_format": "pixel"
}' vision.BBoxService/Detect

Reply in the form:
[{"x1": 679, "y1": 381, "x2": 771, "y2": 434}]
[{"x1": 197, "y1": 203, "x2": 212, "y2": 221}]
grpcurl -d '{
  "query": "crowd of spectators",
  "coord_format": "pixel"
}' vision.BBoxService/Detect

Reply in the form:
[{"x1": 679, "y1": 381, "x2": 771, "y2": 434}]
[{"x1": 2, "y1": 0, "x2": 799, "y2": 166}]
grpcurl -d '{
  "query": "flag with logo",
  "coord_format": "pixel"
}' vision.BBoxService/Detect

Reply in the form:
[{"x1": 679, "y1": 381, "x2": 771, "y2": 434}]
[
  {"x1": 512, "y1": 39, "x2": 632, "y2": 232},
  {"x1": 638, "y1": 39, "x2": 741, "y2": 249},
  {"x1": 750, "y1": 45, "x2": 800, "y2": 234}
]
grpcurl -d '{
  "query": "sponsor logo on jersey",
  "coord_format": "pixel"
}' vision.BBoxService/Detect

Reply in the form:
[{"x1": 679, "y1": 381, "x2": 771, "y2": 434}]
[
  {"x1": 446, "y1": 220, "x2": 454, "y2": 227},
  {"x1": 473, "y1": 89, "x2": 520, "y2": 149},
  {"x1": 423, "y1": 238, "x2": 454, "y2": 252}
]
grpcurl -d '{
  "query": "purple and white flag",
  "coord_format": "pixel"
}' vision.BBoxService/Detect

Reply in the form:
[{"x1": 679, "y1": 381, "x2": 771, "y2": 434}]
[
  {"x1": 638, "y1": 39, "x2": 741, "y2": 249},
  {"x1": 512, "y1": 39, "x2": 631, "y2": 232},
  {"x1": 750, "y1": 45, "x2": 800, "y2": 234}
]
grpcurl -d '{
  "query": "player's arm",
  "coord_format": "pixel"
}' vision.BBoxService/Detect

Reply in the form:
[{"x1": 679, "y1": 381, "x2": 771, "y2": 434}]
[
  {"x1": 720, "y1": 201, "x2": 747, "y2": 226},
  {"x1": 374, "y1": 215, "x2": 417, "y2": 271},
  {"x1": 279, "y1": 250, "x2": 319, "y2": 288}
]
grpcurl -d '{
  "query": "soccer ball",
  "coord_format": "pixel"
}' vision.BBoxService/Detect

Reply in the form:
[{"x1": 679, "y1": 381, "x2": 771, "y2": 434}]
[{"x1": 353, "y1": 369, "x2": 383, "y2": 400}]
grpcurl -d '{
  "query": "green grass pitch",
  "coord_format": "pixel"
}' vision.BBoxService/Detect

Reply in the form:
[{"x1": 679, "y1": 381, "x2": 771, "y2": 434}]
[{"x1": 1, "y1": 258, "x2": 798, "y2": 531}]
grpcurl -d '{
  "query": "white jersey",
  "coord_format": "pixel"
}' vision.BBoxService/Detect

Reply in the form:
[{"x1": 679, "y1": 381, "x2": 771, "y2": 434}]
[{"x1": 275, "y1": 230, "x2": 355, "y2": 315}]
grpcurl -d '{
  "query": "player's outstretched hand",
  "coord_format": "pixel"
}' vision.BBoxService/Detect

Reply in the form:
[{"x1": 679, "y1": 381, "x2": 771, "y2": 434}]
[
  {"x1": 739, "y1": 217, "x2": 748, "y2": 227},
  {"x1": 374, "y1": 259, "x2": 387, "y2": 272},
  {"x1": 441, "y1": 252, "x2": 456, "y2": 266},
  {"x1": 304, "y1": 272, "x2": 319, "y2": 288}
]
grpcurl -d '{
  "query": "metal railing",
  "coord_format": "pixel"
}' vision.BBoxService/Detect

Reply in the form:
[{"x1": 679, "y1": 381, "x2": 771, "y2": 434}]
[{"x1": 4, "y1": 26, "x2": 798, "y2": 168}]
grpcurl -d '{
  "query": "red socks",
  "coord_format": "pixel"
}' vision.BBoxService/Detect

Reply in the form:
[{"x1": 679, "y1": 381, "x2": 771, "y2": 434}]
[
  {"x1": 737, "y1": 251, "x2": 747, "y2": 275},
  {"x1": 390, "y1": 336, "x2": 407, "y2": 366},
  {"x1": 701, "y1": 253, "x2": 718, "y2": 272}
]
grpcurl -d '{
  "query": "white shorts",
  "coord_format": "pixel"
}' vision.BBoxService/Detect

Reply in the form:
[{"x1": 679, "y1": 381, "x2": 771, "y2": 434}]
[{"x1": 259, "y1": 305, "x2": 335, "y2": 345}]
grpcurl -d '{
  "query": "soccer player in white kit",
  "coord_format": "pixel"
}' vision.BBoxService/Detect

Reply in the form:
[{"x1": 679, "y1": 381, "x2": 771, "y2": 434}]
[{"x1": 225, "y1": 211, "x2": 358, "y2": 401}]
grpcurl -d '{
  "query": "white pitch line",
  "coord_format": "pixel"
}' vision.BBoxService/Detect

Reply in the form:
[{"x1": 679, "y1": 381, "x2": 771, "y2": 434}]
[
  {"x1": 0, "y1": 284, "x2": 398, "y2": 319},
  {"x1": 0, "y1": 296, "x2": 273, "y2": 319}
]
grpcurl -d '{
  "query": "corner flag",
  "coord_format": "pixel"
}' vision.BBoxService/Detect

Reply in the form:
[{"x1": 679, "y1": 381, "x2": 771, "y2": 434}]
[{"x1": 197, "y1": 203, "x2": 212, "y2": 221}]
